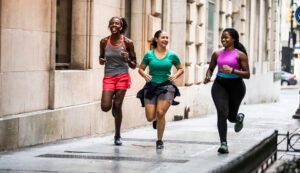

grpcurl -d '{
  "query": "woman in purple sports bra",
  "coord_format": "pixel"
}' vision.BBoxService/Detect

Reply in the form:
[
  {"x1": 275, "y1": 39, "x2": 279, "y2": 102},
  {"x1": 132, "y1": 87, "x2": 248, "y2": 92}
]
[{"x1": 204, "y1": 28, "x2": 250, "y2": 154}]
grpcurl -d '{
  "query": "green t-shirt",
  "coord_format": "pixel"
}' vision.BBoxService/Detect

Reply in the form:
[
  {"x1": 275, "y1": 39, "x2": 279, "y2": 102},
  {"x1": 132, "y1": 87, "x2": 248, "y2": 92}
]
[{"x1": 141, "y1": 50, "x2": 181, "y2": 84}]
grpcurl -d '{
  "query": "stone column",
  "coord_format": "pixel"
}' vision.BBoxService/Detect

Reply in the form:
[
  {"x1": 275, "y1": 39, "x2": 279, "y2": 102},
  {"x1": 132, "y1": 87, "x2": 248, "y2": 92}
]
[
  {"x1": 170, "y1": 0, "x2": 186, "y2": 86},
  {"x1": 70, "y1": 0, "x2": 92, "y2": 69},
  {"x1": 248, "y1": 0, "x2": 256, "y2": 74}
]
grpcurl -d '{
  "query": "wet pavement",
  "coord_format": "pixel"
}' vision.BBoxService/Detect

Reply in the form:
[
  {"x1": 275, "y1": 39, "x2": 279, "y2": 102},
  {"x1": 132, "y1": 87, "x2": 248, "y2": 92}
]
[{"x1": 0, "y1": 88, "x2": 299, "y2": 173}]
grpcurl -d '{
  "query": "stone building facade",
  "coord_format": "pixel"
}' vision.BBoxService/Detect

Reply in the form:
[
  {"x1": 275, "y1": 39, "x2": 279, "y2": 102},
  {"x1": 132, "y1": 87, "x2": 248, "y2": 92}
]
[{"x1": 0, "y1": 0, "x2": 281, "y2": 150}]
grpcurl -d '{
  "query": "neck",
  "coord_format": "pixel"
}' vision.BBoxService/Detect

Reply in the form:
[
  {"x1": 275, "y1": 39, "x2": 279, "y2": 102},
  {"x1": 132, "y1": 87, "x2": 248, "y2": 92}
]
[
  {"x1": 110, "y1": 33, "x2": 121, "y2": 40},
  {"x1": 156, "y1": 46, "x2": 167, "y2": 53},
  {"x1": 225, "y1": 46, "x2": 234, "y2": 50}
]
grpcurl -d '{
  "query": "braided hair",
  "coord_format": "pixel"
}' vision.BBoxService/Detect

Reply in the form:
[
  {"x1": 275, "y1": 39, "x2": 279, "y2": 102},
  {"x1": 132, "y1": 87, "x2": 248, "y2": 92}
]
[{"x1": 223, "y1": 28, "x2": 248, "y2": 56}]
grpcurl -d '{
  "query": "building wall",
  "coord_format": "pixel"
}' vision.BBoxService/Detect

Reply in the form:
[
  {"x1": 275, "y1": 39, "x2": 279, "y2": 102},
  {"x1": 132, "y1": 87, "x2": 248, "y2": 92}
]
[{"x1": 0, "y1": 0, "x2": 281, "y2": 150}]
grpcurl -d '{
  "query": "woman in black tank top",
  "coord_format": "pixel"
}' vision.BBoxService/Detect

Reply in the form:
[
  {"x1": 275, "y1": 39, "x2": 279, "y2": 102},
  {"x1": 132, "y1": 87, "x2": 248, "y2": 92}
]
[{"x1": 99, "y1": 17, "x2": 137, "y2": 146}]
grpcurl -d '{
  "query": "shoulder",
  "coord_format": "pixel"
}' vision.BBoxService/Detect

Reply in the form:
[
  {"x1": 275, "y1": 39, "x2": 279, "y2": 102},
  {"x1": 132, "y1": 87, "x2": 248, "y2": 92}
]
[
  {"x1": 123, "y1": 36, "x2": 134, "y2": 46},
  {"x1": 144, "y1": 50, "x2": 153, "y2": 56},
  {"x1": 167, "y1": 50, "x2": 179, "y2": 58},
  {"x1": 237, "y1": 50, "x2": 247, "y2": 59},
  {"x1": 100, "y1": 36, "x2": 109, "y2": 45}
]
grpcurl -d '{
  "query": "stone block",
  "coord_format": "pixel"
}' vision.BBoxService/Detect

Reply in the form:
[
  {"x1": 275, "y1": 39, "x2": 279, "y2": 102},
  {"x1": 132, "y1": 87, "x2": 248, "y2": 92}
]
[
  {"x1": 72, "y1": 0, "x2": 87, "y2": 35},
  {"x1": 1, "y1": 0, "x2": 51, "y2": 31},
  {"x1": 170, "y1": 1, "x2": 186, "y2": 23},
  {"x1": 151, "y1": 0, "x2": 162, "y2": 17},
  {"x1": 62, "y1": 105, "x2": 92, "y2": 139},
  {"x1": 1, "y1": 71, "x2": 49, "y2": 117},
  {"x1": 147, "y1": 15, "x2": 161, "y2": 41},
  {"x1": 185, "y1": 65, "x2": 195, "y2": 86},
  {"x1": 186, "y1": 24, "x2": 195, "y2": 44},
  {"x1": 1, "y1": 72, "x2": 25, "y2": 116},
  {"x1": 23, "y1": 71, "x2": 49, "y2": 112},
  {"x1": 71, "y1": 35, "x2": 87, "y2": 69},
  {"x1": 18, "y1": 111, "x2": 63, "y2": 147},
  {"x1": 1, "y1": 29, "x2": 50, "y2": 72},
  {"x1": 0, "y1": 118, "x2": 19, "y2": 151}
]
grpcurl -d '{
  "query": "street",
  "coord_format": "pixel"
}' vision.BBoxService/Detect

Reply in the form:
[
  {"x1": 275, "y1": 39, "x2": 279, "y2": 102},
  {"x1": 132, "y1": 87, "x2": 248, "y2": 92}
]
[{"x1": 0, "y1": 87, "x2": 299, "y2": 173}]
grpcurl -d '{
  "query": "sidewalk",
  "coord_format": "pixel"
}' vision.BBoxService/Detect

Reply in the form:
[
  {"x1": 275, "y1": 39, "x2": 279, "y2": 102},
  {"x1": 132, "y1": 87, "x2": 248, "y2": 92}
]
[{"x1": 0, "y1": 88, "x2": 299, "y2": 173}]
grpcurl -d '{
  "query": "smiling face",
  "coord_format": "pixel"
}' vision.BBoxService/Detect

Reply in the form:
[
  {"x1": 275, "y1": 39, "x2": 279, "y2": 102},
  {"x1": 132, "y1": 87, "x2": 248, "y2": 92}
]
[
  {"x1": 221, "y1": 31, "x2": 235, "y2": 49},
  {"x1": 108, "y1": 18, "x2": 122, "y2": 34},
  {"x1": 156, "y1": 31, "x2": 169, "y2": 48}
]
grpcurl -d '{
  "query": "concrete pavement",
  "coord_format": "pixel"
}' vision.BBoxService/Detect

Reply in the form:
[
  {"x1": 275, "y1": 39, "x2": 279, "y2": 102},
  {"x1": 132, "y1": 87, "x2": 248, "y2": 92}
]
[{"x1": 0, "y1": 88, "x2": 299, "y2": 173}]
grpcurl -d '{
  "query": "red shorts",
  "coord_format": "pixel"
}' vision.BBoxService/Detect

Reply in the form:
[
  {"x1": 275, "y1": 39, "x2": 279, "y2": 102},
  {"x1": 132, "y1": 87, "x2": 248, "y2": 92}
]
[{"x1": 102, "y1": 73, "x2": 131, "y2": 91}]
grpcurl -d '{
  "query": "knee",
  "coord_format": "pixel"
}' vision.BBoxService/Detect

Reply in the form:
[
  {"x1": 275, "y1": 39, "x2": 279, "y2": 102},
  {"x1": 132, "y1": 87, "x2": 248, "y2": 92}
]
[
  {"x1": 156, "y1": 110, "x2": 165, "y2": 119},
  {"x1": 146, "y1": 116, "x2": 154, "y2": 122},
  {"x1": 101, "y1": 104, "x2": 112, "y2": 112},
  {"x1": 113, "y1": 100, "x2": 123, "y2": 110},
  {"x1": 228, "y1": 116, "x2": 236, "y2": 123}
]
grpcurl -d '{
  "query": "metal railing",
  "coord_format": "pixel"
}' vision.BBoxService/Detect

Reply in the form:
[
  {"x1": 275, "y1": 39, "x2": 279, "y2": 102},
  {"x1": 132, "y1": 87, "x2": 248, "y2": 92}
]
[{"x1": 212, "y1": 130, "x2": 278, "y2": 173}]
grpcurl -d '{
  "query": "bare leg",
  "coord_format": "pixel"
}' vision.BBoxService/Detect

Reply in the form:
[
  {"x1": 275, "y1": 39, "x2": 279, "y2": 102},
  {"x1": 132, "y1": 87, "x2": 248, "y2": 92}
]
[
  {"x1": 113, "y1": 89, "x2": 127, "y2": 136},
  {"x1": 156, "y1": 100, "x2": 171, "y2": 140},
  {"x1": 101, "y1": 91, "x2": 114, "y2": 112},
  {"x1": 144, "y1": 104, "x2": 156, "y2": 122}
]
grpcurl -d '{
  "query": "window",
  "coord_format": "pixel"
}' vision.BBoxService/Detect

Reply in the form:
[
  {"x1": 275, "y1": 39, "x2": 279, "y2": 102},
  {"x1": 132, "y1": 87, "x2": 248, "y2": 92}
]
[
  {"x1": 55, "y1": 0, "x2": 72, "y2": 70},
  {"x1": 207, "y1": 1, "x2": 215, "y2": 62}
]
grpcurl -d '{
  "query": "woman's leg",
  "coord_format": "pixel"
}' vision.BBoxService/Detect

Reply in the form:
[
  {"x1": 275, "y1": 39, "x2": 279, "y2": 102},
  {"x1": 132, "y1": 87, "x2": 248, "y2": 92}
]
[
  {"x1": 101, "y1": 90, "x2": 114, "y2": 112},
  {"x1": 145, "y1": 104, "x2": 156, "y2": 122},
  {"x1": 227, "y1": 81, "x2": 246, "y2": 123},
  {"x1": 113, "y1": 89, "x2": 127, "y2": 137},
  {"x1": 212, "y1": 81, "x2": 229, "y2": 143},
  {"x1": 156, "y1": 100, "x2": 171, "y2": 141}
]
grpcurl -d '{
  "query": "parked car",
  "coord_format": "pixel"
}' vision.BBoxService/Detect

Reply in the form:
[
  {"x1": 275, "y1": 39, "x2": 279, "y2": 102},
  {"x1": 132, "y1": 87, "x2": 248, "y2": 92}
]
[{"x1": 281, "y1": 71, "x2": 297, "y2": 86}]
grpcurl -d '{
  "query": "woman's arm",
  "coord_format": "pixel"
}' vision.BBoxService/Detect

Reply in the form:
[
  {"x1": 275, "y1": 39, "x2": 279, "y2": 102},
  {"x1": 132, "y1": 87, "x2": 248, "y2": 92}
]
[
  {"x1": 222, "y1": 51, "x2": 250, "y2": 79},
  {"x1": 169, "y1": 64, "x2": 184, "y2": 81},
  {"x1": 203, "y1": 51, "x2": 218, "y2": 84},
  {"x1": 138, "y1": 64, "x2": 152, "y2": 82},
  {"x1": 124, "y1": 38, "x2": 137, "y2": 69},
  {"x1": 99, "y1": 38, "x2": 107, "y2": 65}
]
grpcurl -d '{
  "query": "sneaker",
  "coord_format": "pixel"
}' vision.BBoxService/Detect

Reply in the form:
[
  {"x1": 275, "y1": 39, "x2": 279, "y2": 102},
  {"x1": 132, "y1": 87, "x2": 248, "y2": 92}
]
[
  {"x1": 152, "y1": 120, "x2": 157, "y2": 129},
  {"x1": 234, "y1": 113, "x2": 245, "y2": 133},
  {"x1": 218, "y1": 142, "x2": 229, "y2": 154},
  {"x1": 156, "y1": 140, "x2": 164, "y2": 149},
  {"x1": 114, "y1": 136, "x2": 122, "y2": 146}
]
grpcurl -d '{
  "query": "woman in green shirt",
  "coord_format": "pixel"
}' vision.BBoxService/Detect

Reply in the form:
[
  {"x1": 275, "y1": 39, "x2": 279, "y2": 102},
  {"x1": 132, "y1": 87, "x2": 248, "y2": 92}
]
[{"x1": 138, "y1": 30, "x2": 184, "y2": 149}]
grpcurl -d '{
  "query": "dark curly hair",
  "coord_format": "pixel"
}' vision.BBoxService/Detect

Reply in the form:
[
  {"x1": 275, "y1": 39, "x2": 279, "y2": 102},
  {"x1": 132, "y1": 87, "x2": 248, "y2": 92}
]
[
  {"x1": 223, "y1": 28, "x2": 248, "y2": 56},
  {"x1": 108, "y1": 16, "x2": 128, "y2": 35}
]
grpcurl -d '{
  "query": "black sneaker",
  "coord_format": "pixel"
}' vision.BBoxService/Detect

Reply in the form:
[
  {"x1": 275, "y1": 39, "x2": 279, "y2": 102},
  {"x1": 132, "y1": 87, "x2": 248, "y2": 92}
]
[
  {"x1": 217, "y1": 142, "x2": 229, "y2": 154},
  {"x1": 114, "y1": 136, "x2": 122, "y2": 146},
  {"x1": 156, "y1": 140, "x2": 164, "y2": 149},
  {"x1": 234, "y1": 113, "x2": 245, "y2": 133},
  {"x1": 152, "y1": 120, "x2": 157, "y2": 129}
]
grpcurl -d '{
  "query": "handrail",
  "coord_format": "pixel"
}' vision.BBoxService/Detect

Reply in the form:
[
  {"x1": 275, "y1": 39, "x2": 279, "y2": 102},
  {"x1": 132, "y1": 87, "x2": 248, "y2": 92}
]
[{"x1": 212, "y1": 130, "x2": 278, "y2": 173}]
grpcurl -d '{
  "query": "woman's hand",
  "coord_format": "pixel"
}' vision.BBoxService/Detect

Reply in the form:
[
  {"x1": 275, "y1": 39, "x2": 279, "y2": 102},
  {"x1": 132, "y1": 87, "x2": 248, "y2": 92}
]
[
  {"x1": 169, "y1": 74, "x2": 177, "y2": 81},
  {"x1": 222, "y1": 65, "x2": 233, "y2": 74},
  {"x1": 121, "y1": 51, "x2": 129, "y2": 62},
  {"x1": 99, "y1": 57, "x2": 107, "y2": 65},
  {"x1": 203, "y1": 73, "x2": 211, "y2": 84},
  {"x1": 143, "y1": 73, "x2": 152, "y2": 82}
]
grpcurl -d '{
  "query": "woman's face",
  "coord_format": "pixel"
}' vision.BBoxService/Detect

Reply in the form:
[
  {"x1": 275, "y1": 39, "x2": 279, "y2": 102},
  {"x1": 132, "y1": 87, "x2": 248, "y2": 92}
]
[
  {"x1": 156, "y1": 32, "x2": 169, "y2": 48},
  {"x1": 109, "y1": 18, "x2": 122, "y2": 34},
  {"x1": 221, "y1": 31, "x2": 235, "y2": 48}
]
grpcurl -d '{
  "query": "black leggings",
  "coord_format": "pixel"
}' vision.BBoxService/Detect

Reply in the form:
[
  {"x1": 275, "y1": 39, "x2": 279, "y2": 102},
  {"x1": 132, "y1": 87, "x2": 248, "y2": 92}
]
[{"x1": 212, "y1": 76, "x2": 246, "y2": 143}]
